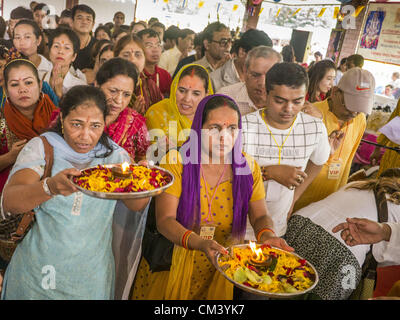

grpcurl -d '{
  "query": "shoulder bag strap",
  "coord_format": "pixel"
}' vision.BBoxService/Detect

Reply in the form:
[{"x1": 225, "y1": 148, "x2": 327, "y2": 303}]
[{"x1": 12, "y1": 136, "x2": 54, "y2": 241}]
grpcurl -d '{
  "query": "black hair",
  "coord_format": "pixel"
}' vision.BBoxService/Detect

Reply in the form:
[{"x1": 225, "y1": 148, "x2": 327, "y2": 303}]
[
  {"x1": 71, "y1": 4, "x2": 95, "y2": 21},
  {"x1": 114, "y1": 11, "x2": 125, "y2": 19},
  {"x1": 307, "y1": 59, "x2": 336, "y2": 102},
  {"x1": 347, "y1": 54, "x2": 364, "y2": 68},
  {"x1": 266, "y1": 62, "x2": 309, "y2": 93},
  {"x1": 91, "y1": 39, "x2": 112, "y2": 59},
  {"x1": 178, "y1": 28, "x2": 195, "y2": 41},
  {"x1": 33, "y1": 3, "x2": 50, "y2": 14},
  {"x1": 202, "y1": 95, "x2": 241, "y2": 126},
  {"x1": 48, "y1": 27, "x2": 80, "y2": 55},
  {"x1": 281, "y1": 45, "x2": 295, "y2": 63},
  {"x1": 0, "y1": 17, "x2": 6, "y2": 39},
  {"x1": 150, "y1": 22, "x2": 165, "y2": 31},
  {"x1": 237, "y1": 29, "x2": 272, "y2": 52},
  {"x1": 95, "y1": 25, "x2": 112, "y2": 40},
  {"x1": 112, "y1": 28, "x2": 128, "y2": 40},
  {"x1": 60, "y1": 9, "x2": 72, "y2": 18},
  {"x1": 4, "y1": 59, "x2": 40, "y2": 91},
  {"x1": 98, "y1": 44, "x2": 114, "y2": 61},
  {"x1": 148, "y1": 17, "x2": 159, "y2": 26},
  {"x1": 13, "y1": 19, "x2": 42, "y2": 40},
  {"x1": 51, "y1": 85, "x2": 114, "y2": 158},
  {"x1": 10, "y1": 7, "x2": 34, "y2": 20},
  {"x1": 137, "y1": 28, "x2": 160, "y2": 42},
  {"x1": 96, "y1": 57, "x2": 139, "y2": 89},
  {"x1": 202, "y1": 21, "x2": 228, "y2": 43},
  {"x1": 163, "y1": 25, "x2": 180, "y2": 42},
  {"x1": 179, "y1": 65, "x2": 210, "y2": 93}
]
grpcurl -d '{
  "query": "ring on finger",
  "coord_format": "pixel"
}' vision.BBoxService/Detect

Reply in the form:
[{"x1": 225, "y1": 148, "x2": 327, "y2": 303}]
[
  {"x1": 289, "y1": 185, "x2": 295, "y2": 190},
  {"x1": 296, "y1": 175, "x2": 303, "y2": 183}
]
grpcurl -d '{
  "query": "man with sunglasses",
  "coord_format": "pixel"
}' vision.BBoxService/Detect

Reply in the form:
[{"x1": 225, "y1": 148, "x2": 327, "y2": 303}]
[
  {"x1": 294, "y1": 67, "x2": 376, "y2": 212},
  {"x1": 194, "y1": 21, "x2": 232, "y2": 74}
]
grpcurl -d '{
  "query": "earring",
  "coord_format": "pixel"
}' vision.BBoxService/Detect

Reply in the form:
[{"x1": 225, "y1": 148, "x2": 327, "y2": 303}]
[{"x1": 61, "y1": 121, "x2": 64, "y2": 136}]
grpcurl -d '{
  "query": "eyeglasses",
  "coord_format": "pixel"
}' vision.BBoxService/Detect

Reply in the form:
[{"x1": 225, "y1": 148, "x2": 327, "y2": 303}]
[
  {"x1": 210, "y1": 38, "x2": 232, "y2": 47},
  {"x1": 143, "y1": 43, "x2": 163, "y2": 49}
]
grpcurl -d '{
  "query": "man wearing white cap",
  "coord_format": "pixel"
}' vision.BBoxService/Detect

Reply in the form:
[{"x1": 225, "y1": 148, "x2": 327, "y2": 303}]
[{"x1": 294, "y1": 67, "x2": 376, "y2": 212}]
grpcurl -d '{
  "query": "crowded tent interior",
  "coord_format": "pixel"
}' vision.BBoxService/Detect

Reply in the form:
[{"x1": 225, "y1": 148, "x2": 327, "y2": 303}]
[{"x1": 0, "y1": 0, "x2": 399, "y2": 304}]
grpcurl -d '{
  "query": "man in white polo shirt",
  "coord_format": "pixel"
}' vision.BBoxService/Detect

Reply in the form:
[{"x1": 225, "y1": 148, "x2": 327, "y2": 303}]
[{"x1": 242, "y1": 62, "x2": 331, "y2": 238}]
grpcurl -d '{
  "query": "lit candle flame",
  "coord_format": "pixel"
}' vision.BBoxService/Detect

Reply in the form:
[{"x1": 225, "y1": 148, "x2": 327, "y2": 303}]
[
  {"x1": 121, "y1": 162, "x2": 130, "y2": 173},
  {"x1": 249, "y1": 241, "x2": 264, "y2": 261}
]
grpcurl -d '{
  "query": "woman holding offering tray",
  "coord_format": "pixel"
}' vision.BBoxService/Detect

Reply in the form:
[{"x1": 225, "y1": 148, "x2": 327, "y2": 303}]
[
  {"x1": 132, "y1": 94, "x2": 293, "y2": 300},
  {"x1": 1, "y1": 85, "x2": 149, "y2": 299}
]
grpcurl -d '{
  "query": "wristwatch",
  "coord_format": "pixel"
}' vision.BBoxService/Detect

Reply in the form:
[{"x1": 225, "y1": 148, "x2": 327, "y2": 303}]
[{"x1": 42, "y1": 177, "x2": 54, "y2": 197}]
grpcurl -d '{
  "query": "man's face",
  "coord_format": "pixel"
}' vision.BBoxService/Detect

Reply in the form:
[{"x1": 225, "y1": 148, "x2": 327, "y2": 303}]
[
  {"x1": 244, "y1": 56, "x2": 279, "y2": 105},
  {"x1": 178, "y1": 33, "x2": 194, "y2": 53},
  {"x1": 142, "y1": 34, "x2": 162, "y2": 65},
  {"x1": 265, "y1": 84, "x2": 307, "y2": 128},
  {"x1": 72, "y1": 10, "x2": 94, "y2": 34},
  {"x1": 330, "y1": 87, "x2": 359, "y2": 122},
  {"x1": 205, "y1": 28, "x2": 231, "y2": 61},
  {"x1": 113, "y1": 13, "x2": 124, "y2": 28}
]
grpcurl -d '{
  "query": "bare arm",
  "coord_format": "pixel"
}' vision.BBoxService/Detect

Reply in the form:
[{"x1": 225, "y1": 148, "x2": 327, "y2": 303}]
[
  {"x1": 3, "y1": 167, "x2": 81, "y2": 214},
  {"x1": 293, "y1": 160, "x2": 323, "y2": 204},
  {"x1": 248, "y1": 198, "x2": 293, "y2": 251}
]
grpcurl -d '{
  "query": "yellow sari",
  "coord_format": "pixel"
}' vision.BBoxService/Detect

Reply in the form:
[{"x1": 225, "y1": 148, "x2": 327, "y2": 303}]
[{"x1": 145, "y1": 64, "x2": 214, "y2": 148}]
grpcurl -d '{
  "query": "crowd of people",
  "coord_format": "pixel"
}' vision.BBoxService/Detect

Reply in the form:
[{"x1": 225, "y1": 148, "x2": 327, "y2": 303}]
[{"x1": 0, "y1": 2, "x2": 399, "y2": 300}]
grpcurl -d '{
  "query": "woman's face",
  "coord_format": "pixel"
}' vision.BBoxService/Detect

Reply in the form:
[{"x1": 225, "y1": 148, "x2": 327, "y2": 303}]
[
  {"x1": 13, "y1": 24, "x2": 41, "y2": 57},
  {"x1": 6, "y1": 65, "x2": 41, "y2": 111},
  {"x1": 62, "y1": 102, "x2": 105, "y2": 154},
  {"x1": 318, "y1": 68, "x2": 336, "y2": 94},
  {"x1": 175, "y1": 75, "x2": 207, "y2": 120},
  {"x1": 96, "y1": 29, "x2": 110, "y2": 41},
  {"x1": 118, "y1": 41, "x2": 145, "y2": 72},
  {"x1": 98, "y1": 49, "x2": 114, "y2": 67},
  {"x1": 99, "y1": 75, "x2": 134, "y2": 119},
  {"x1": 49, "y1": 34, "x2": 77, "y2": 68},
  {"x1": 202, "y1": 105, "x2": 239, "y2": 161}
]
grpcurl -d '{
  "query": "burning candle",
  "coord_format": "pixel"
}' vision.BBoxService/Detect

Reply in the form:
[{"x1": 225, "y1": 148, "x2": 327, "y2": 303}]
[
  {"x1": 111, "y1": 162, "x2": 132, "y2": 179},
  {"x1": 249, "y1": 241, "x2": 272, "y2": 267}
]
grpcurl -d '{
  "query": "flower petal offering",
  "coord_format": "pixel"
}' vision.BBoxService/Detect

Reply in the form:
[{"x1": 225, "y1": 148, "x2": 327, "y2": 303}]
[
  {"x1": 71, "y1": 163, "x2": 174, "y2": 199},
  {"x1": 217, "y1": 242, "x2": 318, "y2": 298}
]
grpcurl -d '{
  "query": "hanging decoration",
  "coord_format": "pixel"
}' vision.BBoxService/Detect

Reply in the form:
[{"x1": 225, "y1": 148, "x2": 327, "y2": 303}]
[
  {"x1": 333, "y1": 6, "x2": 340, "y2": 19},
  {"x1": 318, "y1": 8, "x2": 326, "y2": 17},
  {"x1": 252, "y1": 0, "x2": 262, "y2": 4},
  {"x1": 198, "y1": 1, "x2": 204, "y2": 8},
  {"x1": 292, "y1": 8, "x2": 301, "y2": 17},
  {"x1": 233, "y1": 4, "x2": 238, "y2": 11},
  {"x1": 217, "y1": 2, "x2": 221, "y2": 21},
  {"x1": 352, "y1": 5, "x2": 365, "y2": 17},
  {"x1": 258, "y1": 7, "x2": 264, "y2": 16}
]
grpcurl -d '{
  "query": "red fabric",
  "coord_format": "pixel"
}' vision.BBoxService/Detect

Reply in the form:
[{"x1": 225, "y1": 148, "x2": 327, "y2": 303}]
[
  {"x1": 104, "y1": 107, "x2": 149, "y2": 160},
  {"x1": 143, "y1": 65, "x2": 172, "y2": 97},
  {"x1": 374, "y1": 266, "x2": 400, "y2": 297},
  {"x1": 135, "y1": 73, "x2": 164, "y2": 114}
]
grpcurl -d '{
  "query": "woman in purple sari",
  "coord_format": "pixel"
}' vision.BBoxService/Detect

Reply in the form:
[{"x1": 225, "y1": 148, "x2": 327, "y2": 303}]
[{"x1": 132, "y1": 94, "x2": 292, "y2": 300}]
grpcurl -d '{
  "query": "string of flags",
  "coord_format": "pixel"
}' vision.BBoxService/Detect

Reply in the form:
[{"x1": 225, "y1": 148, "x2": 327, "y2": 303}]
[{"x1": 156, "y1": 1, "x2": 365, "y2": 20}]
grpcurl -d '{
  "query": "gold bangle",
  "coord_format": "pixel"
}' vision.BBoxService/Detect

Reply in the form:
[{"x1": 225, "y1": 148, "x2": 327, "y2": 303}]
[{"x1": 256, "y1": 228, "x2": 275, "y2": 242}]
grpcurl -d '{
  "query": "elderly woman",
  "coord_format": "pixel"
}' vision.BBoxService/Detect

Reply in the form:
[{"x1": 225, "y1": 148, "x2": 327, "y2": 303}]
[
  {"x1": 145, "y1": 64, "x2": 213, "y2": 161},
  {"x1": 0, "y1": 59, "x2": 57, "y2": 193},
  {"x1": 1, "y1": 85, "x2": 149, "y2": 299},
  {"x1": 132, "y1": 94, "x2": 292, "y2": 300},
  {"x1": 43, "y1": 27, "x2": 87, "y2": 98},
  {"x1": 114, "y1": 34, "x2": 163, "y2": 115}
]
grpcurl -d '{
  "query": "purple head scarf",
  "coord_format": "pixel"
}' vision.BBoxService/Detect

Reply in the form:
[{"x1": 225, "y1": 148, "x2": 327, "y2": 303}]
[{"x1": 176, "y1": 94, "x2": 254, "y2": 240}]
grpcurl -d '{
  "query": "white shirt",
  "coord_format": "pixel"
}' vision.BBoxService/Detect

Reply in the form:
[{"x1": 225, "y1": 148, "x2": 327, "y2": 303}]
[
  {"x1": 217, "y1": 82, "x2": 257, "y2": 116},
  {"x1": 43, "y1": 66, "x2": 87, "y2": 95},
  {"x1": 37, "y1": 55, "x2": 53, "y2": 80},
  {"x1": 242, "y1": 110, "x2": 330, "y2": 237},
  {"x1": 158, "y1": 46, "x2": 182, "y2": 76},
  {"x1": 294, "y1": 186, "x2": 400, "y2": 267}
]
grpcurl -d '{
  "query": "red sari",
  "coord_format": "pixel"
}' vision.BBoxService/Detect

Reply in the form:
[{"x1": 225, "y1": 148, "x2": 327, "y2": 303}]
[
  {"x1": 104, "y1": 107, "x2": 149, "y2": 161},
  {"x1": 131, "y1": 74, "x2": 163, "y2": 115}
]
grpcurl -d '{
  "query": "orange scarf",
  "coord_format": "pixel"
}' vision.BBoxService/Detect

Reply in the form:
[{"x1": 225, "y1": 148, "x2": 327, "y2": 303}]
[{"x1": 4, "y1": 93, "x2": 57, "y2": 140}]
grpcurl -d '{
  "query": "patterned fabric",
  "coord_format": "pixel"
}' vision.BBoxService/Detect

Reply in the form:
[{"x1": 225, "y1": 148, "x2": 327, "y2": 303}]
[
  {"x1": 284, "y1": 215, "x2": 362, "y2": 300},
  {"x1": 217, "y1": 82, "x2": 258, "y2": 116},
  {"x1": 242, "y1": 109, "x2": 330, "y2": 237},
  {"x1": 105, "y1": 107, "x2": 149, "y2": 160}
]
